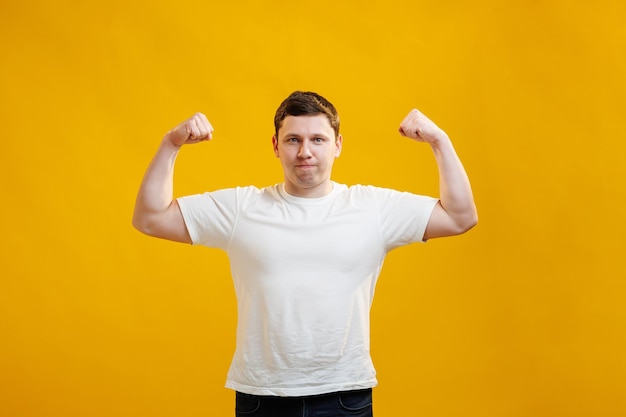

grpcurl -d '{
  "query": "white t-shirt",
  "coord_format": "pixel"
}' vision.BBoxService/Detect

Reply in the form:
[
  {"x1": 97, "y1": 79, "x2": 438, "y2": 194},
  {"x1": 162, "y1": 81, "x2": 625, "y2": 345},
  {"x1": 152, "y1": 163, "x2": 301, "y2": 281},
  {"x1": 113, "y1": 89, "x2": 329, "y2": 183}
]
[{"x1": 177, "y1": 182, "x2": 438, "y2": 396}]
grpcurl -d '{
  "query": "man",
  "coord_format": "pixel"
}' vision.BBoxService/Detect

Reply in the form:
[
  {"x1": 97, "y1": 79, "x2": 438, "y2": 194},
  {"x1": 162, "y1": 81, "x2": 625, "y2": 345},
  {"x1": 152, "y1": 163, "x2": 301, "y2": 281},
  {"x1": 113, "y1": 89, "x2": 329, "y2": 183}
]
[{"x1": 133, "y1": 91, "x2": 477, "y2": 416}]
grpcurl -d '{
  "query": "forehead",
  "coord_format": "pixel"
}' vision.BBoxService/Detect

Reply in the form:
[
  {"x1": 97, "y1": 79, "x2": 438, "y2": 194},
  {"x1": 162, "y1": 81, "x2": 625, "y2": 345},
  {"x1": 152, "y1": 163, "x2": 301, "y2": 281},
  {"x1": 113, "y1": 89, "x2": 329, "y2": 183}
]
[{"x1": 278, "y1": 114, "x2": 334, "y2": 136}]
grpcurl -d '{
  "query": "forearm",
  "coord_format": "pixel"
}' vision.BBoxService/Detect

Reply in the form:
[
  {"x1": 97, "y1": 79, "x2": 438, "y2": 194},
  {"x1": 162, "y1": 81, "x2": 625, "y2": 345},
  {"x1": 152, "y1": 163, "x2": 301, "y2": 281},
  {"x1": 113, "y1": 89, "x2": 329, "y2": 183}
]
[
  {"x1": 431, "y1": 137, "x2": 478, "y2": 231},
  {"x1": 132, "y1": 138, "x2": 181, "y2": 232}
]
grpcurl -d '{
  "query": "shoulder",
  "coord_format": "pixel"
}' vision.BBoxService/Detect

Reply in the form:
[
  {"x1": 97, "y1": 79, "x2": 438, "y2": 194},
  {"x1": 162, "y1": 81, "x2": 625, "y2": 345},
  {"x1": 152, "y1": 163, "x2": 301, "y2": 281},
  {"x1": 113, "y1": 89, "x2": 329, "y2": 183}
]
[
  {"x1": 235, "y1": 184, "x2": 286, "y2": 208},
  {"x1": 338, "y1": 183, "x2": 400, "y2": 199},
  {"x1": 186, "y1": 184, "x2": 278, "y2": 199},
  {"x1": 177, "y1": 185, "x2": 283, "y2": 227},
  {"x1": 178, "y1": 185, "x2": 272, "y2": 211},
  {"x1": 339, "y1": 183, "x2": 438, "y2": 210}
]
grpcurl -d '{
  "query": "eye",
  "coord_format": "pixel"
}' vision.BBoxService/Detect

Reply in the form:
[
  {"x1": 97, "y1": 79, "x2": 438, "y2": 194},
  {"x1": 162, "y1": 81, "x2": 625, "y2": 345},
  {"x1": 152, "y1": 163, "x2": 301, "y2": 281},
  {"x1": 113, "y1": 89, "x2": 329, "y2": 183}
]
[
  {"x1": 287, "y1": 137, "x2": 299, "y2": 143},
  {"x1": 313, "y1": 137, "x2": 324, "y2": 143}
]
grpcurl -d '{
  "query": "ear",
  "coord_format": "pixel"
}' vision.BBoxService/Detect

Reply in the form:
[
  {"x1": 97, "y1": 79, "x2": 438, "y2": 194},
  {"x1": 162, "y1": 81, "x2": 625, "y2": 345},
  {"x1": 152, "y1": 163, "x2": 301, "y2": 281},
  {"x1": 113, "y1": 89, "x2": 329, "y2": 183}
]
[
  {"x1": 334, "y1": 134, "x2": 343, "y2": 157},
  {"x1": 272, "y1": 135, "x2": 279, "y2": 157}
]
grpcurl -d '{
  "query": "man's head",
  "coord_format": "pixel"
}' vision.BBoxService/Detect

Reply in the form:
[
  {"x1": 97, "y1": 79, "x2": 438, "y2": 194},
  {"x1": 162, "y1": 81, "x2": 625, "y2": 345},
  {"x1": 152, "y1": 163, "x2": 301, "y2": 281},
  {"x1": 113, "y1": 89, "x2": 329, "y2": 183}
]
[
  {"x1": 274, "y1": 91, "x2": 340, "y2": 138},
  {"x1": 272, "y1": 91, "x2": 343, "y2": 198}
]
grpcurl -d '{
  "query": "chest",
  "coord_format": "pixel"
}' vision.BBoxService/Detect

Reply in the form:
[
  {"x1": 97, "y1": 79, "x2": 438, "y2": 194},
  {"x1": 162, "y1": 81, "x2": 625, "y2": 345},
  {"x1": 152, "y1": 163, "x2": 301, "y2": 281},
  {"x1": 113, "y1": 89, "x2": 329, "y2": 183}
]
[{"x1": 228, "y1": 199, "x2": 385, "y2": 275}]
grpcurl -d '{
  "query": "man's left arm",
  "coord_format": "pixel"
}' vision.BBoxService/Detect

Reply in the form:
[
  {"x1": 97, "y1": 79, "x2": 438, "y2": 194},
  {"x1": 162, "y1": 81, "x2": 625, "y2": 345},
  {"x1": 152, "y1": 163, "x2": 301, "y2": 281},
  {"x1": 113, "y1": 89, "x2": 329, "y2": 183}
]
[{"x1": 399, "y1": 109, "x2": 478, "y2": 240}]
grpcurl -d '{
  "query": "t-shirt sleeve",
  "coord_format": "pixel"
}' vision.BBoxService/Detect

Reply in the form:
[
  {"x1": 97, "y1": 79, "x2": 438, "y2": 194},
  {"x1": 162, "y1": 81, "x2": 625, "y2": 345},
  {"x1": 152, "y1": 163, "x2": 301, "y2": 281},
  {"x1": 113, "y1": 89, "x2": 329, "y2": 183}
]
[
  {"x1": 176, "y1": 188, "x2": 240, "y2": 248},
  {"x1": 369, "y1": 186, "x2": 439, "y2": 250}
]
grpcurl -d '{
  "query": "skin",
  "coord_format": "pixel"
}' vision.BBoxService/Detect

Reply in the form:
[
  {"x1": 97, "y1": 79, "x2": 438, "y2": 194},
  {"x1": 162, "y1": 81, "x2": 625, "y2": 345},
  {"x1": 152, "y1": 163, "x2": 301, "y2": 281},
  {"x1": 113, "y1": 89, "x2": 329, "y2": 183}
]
[
  {"x1": 398, "y1": 109, "x2": 478, "y2": 239},
  {"x1": 132, "y1": 108, "x2": 477, "y2": 244},
  {"x1": 272, "y1": 115, "x2": 342, "y2": 198},
  {"x1": 132, "y1": 112, "x2": 213, "y2": 244}
]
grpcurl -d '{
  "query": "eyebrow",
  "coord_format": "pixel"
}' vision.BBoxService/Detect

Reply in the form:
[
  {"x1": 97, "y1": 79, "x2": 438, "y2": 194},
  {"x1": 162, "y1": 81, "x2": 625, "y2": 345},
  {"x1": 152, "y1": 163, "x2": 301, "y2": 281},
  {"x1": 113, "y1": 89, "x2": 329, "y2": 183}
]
[{"x1": 282, "y1": 132, "x2": 331, "y2": 139}]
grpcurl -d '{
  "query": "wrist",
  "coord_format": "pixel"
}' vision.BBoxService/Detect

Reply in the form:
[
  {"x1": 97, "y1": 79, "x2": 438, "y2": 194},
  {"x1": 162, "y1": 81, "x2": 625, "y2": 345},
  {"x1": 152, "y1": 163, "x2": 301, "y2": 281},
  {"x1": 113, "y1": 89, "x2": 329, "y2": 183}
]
[
  {"x1": 428, "y1": 132, "x2": 452, "y2": 151},
  {"x1": 161, "y1": 133, "x2": 183, "y2": 151}
]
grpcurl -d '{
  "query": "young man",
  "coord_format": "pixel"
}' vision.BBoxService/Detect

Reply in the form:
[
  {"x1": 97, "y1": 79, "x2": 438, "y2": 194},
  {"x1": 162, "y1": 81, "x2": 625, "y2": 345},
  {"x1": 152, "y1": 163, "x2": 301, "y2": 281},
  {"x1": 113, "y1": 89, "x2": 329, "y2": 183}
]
[{"x1": 133, "y1": 91, "x2": 477, "y2": 416}]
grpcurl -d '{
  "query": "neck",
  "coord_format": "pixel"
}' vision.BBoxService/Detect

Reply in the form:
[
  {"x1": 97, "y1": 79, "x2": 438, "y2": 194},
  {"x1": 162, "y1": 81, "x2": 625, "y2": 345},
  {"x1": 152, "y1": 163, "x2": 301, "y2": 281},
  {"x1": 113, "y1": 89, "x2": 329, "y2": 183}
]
[{"x1": 284, "y1": 181, "x2": 333, "y2": 198}]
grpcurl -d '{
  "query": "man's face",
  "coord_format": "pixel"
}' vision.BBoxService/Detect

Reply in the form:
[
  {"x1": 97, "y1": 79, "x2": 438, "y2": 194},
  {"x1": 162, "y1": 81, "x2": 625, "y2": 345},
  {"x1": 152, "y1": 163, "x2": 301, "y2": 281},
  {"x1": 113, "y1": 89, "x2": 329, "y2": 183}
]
[{"x1": 272, "y1": 114, "x2": 342, "y2": 198}]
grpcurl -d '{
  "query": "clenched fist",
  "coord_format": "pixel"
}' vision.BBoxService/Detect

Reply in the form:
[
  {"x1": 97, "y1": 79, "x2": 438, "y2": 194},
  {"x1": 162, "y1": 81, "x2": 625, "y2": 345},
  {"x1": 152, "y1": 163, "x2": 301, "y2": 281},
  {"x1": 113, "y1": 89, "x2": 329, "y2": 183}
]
[
  {"x1": 398, "y1": 109, "x2": 448, "y2": 145},
  {"x1": 165, "y1": 112, "x2": 214, "y2": 147}
]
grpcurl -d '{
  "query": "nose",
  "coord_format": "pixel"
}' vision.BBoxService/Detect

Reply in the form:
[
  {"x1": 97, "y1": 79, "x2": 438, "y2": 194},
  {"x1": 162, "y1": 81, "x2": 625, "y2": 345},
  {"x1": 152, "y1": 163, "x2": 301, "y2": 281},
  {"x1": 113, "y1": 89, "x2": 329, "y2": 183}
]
[{"x1": 297, "y1": 142, "x2": 312, "y2": 158}]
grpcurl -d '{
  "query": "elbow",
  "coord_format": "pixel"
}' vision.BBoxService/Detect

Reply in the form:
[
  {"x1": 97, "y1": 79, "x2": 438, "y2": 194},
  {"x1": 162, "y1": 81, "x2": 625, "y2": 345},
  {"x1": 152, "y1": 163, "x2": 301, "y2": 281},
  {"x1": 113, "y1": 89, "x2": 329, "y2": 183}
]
[
  {"x1": 448, "y1": 206, "x2": 478, "y2": 236},
  {"x1": 425, "y1": 202, "x2": 477, "y2": 240},
  {"x1": 132, "y1": 212, "x2": 155, "y2": 236},
  {"x1": 458, "y1": 209, "x2": 478, "y2": 234},
  {"x1": 132, "y1": 217, "x2": 147, "y2": 235},
  {"x1": 465, "y1": 215, "x2": 478, "y2": 233}
]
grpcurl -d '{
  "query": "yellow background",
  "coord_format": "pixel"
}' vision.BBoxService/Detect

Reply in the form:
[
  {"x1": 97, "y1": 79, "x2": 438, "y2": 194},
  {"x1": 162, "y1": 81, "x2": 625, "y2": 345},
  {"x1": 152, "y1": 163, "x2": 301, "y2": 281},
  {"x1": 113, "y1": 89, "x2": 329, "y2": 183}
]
[{"x1": 1, "y1": 0, "x2": 625, "y2": 416}]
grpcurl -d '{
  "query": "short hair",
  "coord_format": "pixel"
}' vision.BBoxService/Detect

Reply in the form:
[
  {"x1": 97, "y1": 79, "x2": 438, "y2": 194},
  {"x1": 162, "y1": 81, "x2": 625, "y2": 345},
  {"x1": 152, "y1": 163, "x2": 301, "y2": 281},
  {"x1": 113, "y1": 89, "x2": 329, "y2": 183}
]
[{"x1": 274, "y1": 91, "x2": 340, "y2": 137}]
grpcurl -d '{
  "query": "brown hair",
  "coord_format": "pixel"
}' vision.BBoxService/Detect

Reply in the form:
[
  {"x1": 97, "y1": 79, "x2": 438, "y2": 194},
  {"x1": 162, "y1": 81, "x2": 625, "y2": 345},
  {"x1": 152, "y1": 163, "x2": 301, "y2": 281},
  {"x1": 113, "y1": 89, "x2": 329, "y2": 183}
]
[{"x1": 274, "y1": 91, "x2": 340, "y2": 137}]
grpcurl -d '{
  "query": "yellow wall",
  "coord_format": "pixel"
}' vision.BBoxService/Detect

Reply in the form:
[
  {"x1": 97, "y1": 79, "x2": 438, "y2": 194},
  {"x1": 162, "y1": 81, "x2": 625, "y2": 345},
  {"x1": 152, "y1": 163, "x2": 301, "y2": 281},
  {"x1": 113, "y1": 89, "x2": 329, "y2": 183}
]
[{"x1": 1, "y1": 1, "x2": 625, "y2": 416}]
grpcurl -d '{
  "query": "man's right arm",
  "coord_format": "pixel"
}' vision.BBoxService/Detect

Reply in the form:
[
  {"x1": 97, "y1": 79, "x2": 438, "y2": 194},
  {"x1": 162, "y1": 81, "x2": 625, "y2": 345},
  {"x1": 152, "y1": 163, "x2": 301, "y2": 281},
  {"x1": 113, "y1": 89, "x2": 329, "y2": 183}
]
[{"x1": 132, "y1": 113, "x2": 213, "y2": 244}]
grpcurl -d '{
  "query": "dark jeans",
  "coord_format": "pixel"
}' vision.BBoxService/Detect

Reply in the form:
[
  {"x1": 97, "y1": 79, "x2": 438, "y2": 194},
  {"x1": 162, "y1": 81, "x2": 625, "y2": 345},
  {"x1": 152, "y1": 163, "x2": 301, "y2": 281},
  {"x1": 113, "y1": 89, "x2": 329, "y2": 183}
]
[{"x1": 235, "y1": 388, "x2": 373, "y2": 417}]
